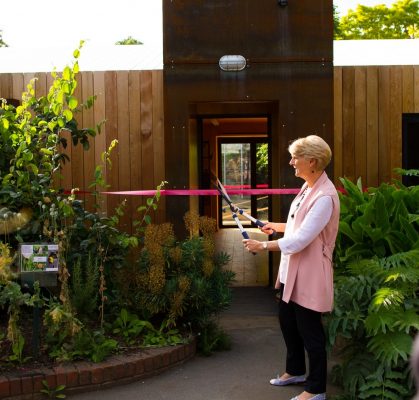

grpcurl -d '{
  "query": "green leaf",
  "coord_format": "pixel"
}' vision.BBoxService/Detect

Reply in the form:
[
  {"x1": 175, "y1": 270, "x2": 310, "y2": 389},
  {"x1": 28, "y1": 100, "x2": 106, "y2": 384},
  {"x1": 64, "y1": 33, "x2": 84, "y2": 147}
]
[
  {"x1": 68, "y1": 96, "x2": 78, "y2": 110},
  {"x1": 63, "y1": 109, "x2": 73, "y2": 122},
  {"x1": 2, "y1": 118, "x2": 9, "y2": 130},
  {"x1": 63, "y1": 66, "x2": 71, "y2": 80},
  {"x1": 367, "y1": 331, "x2": 412, "y2": 365},
  {"x1": 370, "y1": 287, "x2": 404, "y2": 311}
]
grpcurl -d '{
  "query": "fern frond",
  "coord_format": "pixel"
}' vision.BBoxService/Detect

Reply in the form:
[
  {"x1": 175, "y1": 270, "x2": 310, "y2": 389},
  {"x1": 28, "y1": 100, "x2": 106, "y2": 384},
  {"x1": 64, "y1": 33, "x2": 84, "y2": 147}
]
[
  {"x1": 358, "y1": 364, "x2": 411, "y2": 399},
  {"x1": 367, "y1": 331, "x2": 412, "y2": 366},
  {"x1": 364, "y1": 310, "x2": 399, "y2": 335},
  {"x1": 347, "y1": 258, "x2": 386, "y2": 282},
  {"x1": 381, "y1": 249, "x2": 419, "y2": 270},
  {"x1": 392, "y1": 308, "x2": 419, "y2": 333},
  {"x1": 340, "y1": 351, "x2": 379, "y2": 397},
  {"x1": 394, "y1": 167, "x2": 419, "y2": 177},
  {"x1": 370, "y1": 287, "x2": 404, "y2": 311}
]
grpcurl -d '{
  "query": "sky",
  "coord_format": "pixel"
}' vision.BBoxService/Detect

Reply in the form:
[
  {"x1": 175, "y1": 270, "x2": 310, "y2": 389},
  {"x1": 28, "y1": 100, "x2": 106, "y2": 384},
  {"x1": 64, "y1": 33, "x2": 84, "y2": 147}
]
[
  {"x1": 334, "y1": 0, "x2": 396, "y2": 15},
  {"x1": 0, "y1": 0, "x2": 397, "y2": 49},
  {"x1": 0, "y1": 0, "x2": 163, "y2": 49}
]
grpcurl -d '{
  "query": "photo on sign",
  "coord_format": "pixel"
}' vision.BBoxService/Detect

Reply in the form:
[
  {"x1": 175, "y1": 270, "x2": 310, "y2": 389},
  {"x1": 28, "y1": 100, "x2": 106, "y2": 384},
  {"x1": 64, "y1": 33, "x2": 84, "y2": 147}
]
[{"x1": 19, "y1": 243, "x2": 59, "y2": 272}]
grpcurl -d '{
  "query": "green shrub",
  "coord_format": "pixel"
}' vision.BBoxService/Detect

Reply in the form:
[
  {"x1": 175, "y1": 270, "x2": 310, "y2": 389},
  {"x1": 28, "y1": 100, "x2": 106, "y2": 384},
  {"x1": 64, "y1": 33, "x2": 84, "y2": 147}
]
[
  {"x1": 326, "y1": 172, "x2": 419, "y2": 400},
  {"x1": 117, "y1": 212, "x2": 235, "y2": 343}
]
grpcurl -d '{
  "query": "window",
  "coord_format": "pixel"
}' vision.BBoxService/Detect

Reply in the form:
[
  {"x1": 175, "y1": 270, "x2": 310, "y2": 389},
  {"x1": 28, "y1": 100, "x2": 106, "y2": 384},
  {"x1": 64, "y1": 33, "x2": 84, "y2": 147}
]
[{"x1": 218, "y1": 139, "x2": 269, "y2": 227}]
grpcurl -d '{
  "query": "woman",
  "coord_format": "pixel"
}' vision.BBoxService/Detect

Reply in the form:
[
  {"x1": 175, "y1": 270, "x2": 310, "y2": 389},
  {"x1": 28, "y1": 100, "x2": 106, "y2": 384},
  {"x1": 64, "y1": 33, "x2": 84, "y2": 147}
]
[{"x1": 243, "y1": 135, "x2": 340, "y2": 400}]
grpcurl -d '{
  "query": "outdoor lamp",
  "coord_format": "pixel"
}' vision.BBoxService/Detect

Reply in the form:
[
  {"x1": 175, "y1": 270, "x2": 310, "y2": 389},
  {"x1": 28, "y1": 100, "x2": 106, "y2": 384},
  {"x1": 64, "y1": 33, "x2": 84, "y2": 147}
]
[{"x1": 219, "y1": 55, "x2": 247, "y2": 72}]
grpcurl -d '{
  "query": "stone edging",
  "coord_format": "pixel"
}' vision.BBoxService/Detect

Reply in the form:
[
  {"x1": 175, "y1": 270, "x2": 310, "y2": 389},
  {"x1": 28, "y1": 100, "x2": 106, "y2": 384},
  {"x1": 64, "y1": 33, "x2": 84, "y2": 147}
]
[{"x1": 0, "y1": 340, "x2": 196, "y2": 400}]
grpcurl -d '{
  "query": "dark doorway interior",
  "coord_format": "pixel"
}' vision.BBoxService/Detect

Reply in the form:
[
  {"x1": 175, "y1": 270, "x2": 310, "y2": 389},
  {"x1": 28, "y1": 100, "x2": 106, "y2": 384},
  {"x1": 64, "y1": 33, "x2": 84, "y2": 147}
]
[{"x1": 402, "y1": 114, "x2": 419, "y2": 186}]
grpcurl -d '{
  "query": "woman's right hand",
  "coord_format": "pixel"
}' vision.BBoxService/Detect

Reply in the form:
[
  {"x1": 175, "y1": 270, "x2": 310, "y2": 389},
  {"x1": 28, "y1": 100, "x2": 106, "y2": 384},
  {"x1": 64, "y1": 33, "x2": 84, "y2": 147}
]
[{"x1": 261, "y1": 222, "x2": 286, "y2": 235}]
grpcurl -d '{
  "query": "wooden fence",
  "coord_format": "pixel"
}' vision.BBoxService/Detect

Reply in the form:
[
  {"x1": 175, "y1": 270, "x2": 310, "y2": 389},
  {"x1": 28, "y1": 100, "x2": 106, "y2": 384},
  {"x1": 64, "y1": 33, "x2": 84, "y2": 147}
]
[
  {"x1": 0, "y1": 71, "x2": 166, "y2": 233},
  {"x1": 1, "y1": 65, "x2": 419, "y2": 231},
  {"x1": 334, "y1": 65, "x2": 419, "y2": 187}
]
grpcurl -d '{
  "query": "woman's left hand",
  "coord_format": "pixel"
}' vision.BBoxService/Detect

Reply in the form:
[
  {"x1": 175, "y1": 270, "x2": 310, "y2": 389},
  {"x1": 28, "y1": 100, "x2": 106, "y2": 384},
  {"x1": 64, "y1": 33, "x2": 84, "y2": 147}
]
[{"x1": 242, "y1": 239, "x2": 263, "y2": 253}]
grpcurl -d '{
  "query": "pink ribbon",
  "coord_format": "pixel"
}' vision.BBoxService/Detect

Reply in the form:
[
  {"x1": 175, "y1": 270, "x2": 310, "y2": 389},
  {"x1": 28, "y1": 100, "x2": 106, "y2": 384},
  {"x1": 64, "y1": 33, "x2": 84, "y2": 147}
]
[{"x1": 101, "y1": 188, "x2": 300, "y2": 196}]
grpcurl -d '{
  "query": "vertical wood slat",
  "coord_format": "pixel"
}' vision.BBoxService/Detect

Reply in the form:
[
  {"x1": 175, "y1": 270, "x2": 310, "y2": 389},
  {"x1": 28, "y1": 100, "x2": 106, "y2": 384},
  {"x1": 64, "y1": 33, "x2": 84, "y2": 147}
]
[
  {"x1": 342, "y1": 67, "x2": 355, "y2": 182},
  {"x1": 93, "y1": 71, "x2": 108, "y2": 214},
  {"x1": 81, "y1": 71, "x2": 96, "y2": 211},
  {"x1": 0, "y1": 74, "x2": 12, "y2": 99},
  {"x1": 389, "y1": 67, "x2": 402, "y2": 180},
  {"x1": 402, "y1": 66, "x2": 414, "y2": 113},
  {"x1": 366, "y1": 67, "x2": 379, "y2": 187},
  {"x1": 354, "y1": 67, "x2": 367, "y2": 184},
  {"x1": 140, "y1": 70, "x2": 155, "y2": 217},
  {"x1": 128, "y1": 71, "x2": 143, "y2": 222},
  {"x1": 116, "y1": 71, "x2": 132, "y2": 233},
  {"x1": 378, "y1": 67, "x2": 391, "y2": 183},
  {"x1": 105, "y1": 71, "x2": 119, "y2": 217},
  {"x1": 11, "y1": 73, "x2": 24, "y2": 101},
  {"x1": 34, "y1": 72, "x2": 47, "y2": 98},
  {"x1": 71, "y1": 74, "x2": 85, "y2": 193},
  {"x1": 152, "y1": 70, "x2": 165, "y2": 223},
  {"x1": 414, "y1": 66, "x2": 419, "y2": 113},
  {"x1": 333, "y1": 67, "x2": 343, "y2": 183}
]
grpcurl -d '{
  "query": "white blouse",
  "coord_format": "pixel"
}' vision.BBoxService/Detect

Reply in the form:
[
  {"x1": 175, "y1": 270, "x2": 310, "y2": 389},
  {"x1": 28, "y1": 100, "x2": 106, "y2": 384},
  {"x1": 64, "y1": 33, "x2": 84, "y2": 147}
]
[{"x1": 277, "y1": 192, "x2": 333, "y2": 284}]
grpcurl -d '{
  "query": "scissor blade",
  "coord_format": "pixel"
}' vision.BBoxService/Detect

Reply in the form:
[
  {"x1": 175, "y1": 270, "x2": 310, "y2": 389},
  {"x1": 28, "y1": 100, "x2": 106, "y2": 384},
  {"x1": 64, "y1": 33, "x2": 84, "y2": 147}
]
[{"x1": 216, "y1": 178, "x2": 234, "y2": 204}]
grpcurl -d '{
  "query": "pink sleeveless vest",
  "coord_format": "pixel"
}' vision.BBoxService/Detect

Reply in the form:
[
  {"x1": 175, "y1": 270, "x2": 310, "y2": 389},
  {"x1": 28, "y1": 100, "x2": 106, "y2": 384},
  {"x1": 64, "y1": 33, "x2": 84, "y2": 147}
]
[{"x1": 276, "y1": 172, "x2": 340, "y2": 312}]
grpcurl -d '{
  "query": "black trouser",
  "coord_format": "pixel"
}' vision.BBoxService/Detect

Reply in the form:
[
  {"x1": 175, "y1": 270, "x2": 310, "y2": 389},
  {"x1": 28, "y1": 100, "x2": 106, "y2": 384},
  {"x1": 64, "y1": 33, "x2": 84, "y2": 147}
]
[{"x1": 277, "y1": 284, "x2": 327, "y2": 394}]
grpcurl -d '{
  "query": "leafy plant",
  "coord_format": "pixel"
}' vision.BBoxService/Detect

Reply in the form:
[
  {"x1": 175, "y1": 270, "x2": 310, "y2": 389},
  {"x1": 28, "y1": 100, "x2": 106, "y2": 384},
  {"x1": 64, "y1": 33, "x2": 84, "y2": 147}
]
[
  {"x1": 69, "y1": 254, "x2": 99, "y2": 321},
  {"x1": 70, "y1": 330, "x2": 118, "y2": 363},
  {"x1": 112, "y1": 308, "x2": 153, "y2": 345},
  {"x1": 142, "y1": 320, "x2": 186, "y2": 347},
  {"x1": 197, "y1": 319, "x2": 232, "y2": 357},
  {"x1": 40, "y1": 380, "x2": 66, "y2": 399},
  {"x1": 326, "y1": 172, "x2": 419, "y2": 399},
  {"x1": 7, "y1": 333, "x2": 31, "y2": 365}
]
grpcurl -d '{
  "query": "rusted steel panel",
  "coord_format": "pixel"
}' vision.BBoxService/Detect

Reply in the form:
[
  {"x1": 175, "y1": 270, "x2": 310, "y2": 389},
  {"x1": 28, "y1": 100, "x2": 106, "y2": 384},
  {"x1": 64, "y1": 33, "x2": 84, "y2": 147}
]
[
  {"x1": 163, "y1": 0, "x2": 333, "y2": 64},
  {"x1": 163, "y1": 62, "x2": 333, "y2": 232}
]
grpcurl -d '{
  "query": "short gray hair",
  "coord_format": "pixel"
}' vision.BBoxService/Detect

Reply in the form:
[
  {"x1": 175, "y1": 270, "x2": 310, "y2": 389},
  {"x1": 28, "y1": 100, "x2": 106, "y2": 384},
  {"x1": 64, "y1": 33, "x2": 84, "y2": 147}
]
[{"x1": 288, "y1": 135, "x2": 332, "y2": 171}]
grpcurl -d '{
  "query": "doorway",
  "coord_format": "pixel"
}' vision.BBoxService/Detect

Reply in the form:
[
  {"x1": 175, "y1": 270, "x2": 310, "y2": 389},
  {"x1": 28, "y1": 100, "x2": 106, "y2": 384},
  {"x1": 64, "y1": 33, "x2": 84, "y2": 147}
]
[{"x1": 197, "y1": 117, "x2": 272, "y2": 286}]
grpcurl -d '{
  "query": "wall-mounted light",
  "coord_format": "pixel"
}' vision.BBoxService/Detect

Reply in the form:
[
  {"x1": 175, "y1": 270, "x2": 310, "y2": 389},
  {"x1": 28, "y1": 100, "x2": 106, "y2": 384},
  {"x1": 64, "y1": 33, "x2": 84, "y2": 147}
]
[
  {"x1": 278, "y1": 0, "x2": 288, "y2": 6},
  {"x1": 219, "y1": 55, "x2": 247, "y2": 72}
]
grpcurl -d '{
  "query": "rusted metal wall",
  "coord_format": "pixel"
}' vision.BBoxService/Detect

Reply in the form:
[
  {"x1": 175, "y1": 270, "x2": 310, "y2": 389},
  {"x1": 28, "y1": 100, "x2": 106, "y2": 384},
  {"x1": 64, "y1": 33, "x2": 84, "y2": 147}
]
[{"x1": 163, "y1": 0, "x2": 334, "y2": 234}]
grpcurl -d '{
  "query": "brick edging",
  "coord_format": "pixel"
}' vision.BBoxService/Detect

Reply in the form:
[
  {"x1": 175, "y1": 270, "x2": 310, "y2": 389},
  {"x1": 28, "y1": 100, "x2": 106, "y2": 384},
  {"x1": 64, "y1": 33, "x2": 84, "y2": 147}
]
[{"x1": 0, "y1": 339, "x2": 196, "y2": 400}]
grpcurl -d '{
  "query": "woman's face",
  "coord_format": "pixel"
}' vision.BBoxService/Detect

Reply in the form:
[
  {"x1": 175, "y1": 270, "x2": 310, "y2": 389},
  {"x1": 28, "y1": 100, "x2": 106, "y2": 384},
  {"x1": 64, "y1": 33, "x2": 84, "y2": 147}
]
[{"x1": 289, "y1": 154, "x2": 312, "y2": 179}]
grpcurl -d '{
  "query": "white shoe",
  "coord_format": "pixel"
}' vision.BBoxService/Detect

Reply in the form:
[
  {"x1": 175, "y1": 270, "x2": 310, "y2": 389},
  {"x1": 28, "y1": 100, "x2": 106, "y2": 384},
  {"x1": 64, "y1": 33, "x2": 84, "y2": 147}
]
[{"x1": 269, "y1": 374, "x2": 306, "y2": 386}]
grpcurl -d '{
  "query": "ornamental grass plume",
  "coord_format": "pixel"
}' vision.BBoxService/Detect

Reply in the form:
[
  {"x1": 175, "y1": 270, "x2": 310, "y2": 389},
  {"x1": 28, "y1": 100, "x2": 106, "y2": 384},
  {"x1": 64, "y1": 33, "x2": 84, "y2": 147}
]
[
  {"x1": 169, "y1": 246, "x2": 183, "y2": 266},
  {"x1": 202, "y1": 238, "x2": 215, "y2": 258},
  {"x1": 148, "y1": 263, "x2": 166, "y2": 295},
  {"x1": 184, "y1": 210, "x2": 200, "y2": 238},
  {"x1": 168, "y1": 275, "x2": 191, "y2": 324},
  {"x1": 144, "y1": 223, "x2": 174, "y2": 249},
  {"x1": 144, "y1": 223, "x2": 174, "y2": 295},
  {"x1": 199, "y1": 216, "x2": 217, "y2": 237},
  {"x1": 202, "y1": 258, "x2": 214, "y2": 277}
]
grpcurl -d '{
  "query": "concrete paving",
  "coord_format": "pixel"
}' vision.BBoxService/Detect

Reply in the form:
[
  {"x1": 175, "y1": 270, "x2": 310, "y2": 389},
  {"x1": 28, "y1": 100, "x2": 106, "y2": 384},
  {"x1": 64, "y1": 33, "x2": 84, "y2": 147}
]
[{"x1": 68, "y1": 286, "x2": 342, "y2": 400}]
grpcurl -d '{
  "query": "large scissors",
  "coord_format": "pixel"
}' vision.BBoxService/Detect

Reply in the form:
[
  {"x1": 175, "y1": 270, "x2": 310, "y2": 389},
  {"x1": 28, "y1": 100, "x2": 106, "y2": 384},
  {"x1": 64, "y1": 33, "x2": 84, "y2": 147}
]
[{"x1": 214, "y1": 176, "x2": 266, "y2": 243}]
